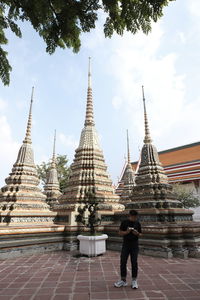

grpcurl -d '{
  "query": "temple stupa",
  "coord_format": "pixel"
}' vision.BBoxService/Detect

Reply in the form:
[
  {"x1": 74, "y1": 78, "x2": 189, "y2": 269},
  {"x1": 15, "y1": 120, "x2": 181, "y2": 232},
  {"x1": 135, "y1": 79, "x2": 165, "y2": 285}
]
[
  {"x1": 55, "y1": 58, "x2": 124, "y2": 225},
  {"x1": 44, "y1": 131, "x2": 62, "y2": 207},
  {"x1": 0, "y1": 88, "x2": 56, "y2": 225},
  {"x1": 126, "y1": 86, "x2": 192, "y2": 219},
  {"x1": 123, "y1": 87, "x2": 200, "y2": 258},
  {"x1": 116, "y1": 130, "x2": 135, "y2": 202}
]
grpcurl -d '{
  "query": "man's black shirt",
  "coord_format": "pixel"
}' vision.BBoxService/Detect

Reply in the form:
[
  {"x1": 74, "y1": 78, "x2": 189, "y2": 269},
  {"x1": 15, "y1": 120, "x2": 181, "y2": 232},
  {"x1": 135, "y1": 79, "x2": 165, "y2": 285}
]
[{"x1": 120, "y1": 220, "x2": 142, "y2": 247}]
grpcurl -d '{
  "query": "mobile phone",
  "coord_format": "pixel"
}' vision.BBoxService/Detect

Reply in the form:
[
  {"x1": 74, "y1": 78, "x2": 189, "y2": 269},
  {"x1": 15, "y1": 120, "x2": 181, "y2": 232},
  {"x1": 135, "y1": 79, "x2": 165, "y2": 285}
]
[{"x1": 128, "y1": 227, "x2": 136, "y2": 231}]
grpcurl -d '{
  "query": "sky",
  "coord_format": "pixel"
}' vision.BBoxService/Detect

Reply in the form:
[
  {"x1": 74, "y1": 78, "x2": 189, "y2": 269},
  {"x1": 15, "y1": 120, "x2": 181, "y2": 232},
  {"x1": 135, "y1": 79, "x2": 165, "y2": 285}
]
[{"x1": 0, "y1": 0, "x2": 200, "y2": 187}]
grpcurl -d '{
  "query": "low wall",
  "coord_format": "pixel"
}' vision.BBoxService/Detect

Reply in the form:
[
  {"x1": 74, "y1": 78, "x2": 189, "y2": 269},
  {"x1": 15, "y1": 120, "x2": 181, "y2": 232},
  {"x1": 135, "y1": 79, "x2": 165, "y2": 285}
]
[
  {"x1": 104, "y1": 221, "x2": 200, "y2": 259},
  {"x1": 0, "y1": 219, "x2": 200, "y2": 260},
  {"x1": 0, "y1": 225, "x2": 66, "y2": 259}
]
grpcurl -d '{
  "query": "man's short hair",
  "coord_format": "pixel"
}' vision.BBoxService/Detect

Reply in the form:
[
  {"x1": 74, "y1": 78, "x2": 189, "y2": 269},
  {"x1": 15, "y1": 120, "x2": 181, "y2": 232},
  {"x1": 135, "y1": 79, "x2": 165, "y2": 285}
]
[{"x1": 129, "y1": 210, "x2": 138, "y2": 216}]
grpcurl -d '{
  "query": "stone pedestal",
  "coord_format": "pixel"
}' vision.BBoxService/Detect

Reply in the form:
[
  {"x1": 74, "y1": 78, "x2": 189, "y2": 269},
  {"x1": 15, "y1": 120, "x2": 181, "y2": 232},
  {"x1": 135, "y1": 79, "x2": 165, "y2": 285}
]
[{"x1": 77, "y1": 234, "x2": 108, "y2": 256}]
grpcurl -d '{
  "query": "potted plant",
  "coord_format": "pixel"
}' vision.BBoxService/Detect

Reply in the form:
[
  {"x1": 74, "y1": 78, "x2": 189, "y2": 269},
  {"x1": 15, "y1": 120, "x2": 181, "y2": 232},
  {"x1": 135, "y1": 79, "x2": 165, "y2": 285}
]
[{"x1": 76, "y1": 190, "x2": 108, "y2": 257}]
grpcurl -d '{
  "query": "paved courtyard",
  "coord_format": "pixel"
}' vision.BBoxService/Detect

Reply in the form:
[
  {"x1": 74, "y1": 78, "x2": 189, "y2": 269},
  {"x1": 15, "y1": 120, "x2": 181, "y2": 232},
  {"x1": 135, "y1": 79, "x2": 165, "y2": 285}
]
[{"x1": 0, "y1": 251, "x2": 199, "y2": 300}]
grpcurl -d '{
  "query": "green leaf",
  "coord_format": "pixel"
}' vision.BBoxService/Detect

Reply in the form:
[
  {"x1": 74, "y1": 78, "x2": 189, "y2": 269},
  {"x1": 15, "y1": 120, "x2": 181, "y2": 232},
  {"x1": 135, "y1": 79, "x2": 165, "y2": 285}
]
[
  {"x1": 7, "y1": 19, "x2": 22, "y2": 38},
  {"x1": 36, "y1": 154, "x2": 70, "y2": 193},
  {"x1": 0, "y1": 46, "x2": 11, "y2": 85}
]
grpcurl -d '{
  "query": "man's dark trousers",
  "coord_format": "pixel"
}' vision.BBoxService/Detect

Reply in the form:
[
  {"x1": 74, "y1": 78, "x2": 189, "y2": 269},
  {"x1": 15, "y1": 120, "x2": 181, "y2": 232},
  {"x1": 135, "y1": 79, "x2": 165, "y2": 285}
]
[{"x1": 120, "y1": 243, "x2": 139, "y2": 279}]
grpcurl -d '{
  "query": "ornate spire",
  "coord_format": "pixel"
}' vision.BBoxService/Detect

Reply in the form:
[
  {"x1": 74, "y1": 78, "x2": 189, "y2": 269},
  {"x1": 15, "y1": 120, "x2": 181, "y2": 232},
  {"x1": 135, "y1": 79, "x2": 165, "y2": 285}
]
[
  {"x1": 142, "y1": 86, "x2": 152, "y2": 144},
  {"x1": 51, "y1": 129, "x2": 56, "y2": 168},
  {"x1": 88, "y1": 56, "x2": 92, "y2": 88},
  {"x1": 127, "y1": 129, "x2": 131, "y2": 164},
  {"x1": 84, "y1": 57, "x2": 95, "y2": 127},
  {"x1": 14, "y1": 87, "x2": 35, "y2": 166},
  {"x1": 115, "y1": 130, "x2": 135, "y2": 201},
  {"x1": 44, "y1": 130, "x2": 61, "y2": 206},
  {"x1": 23, "y1": 86, "x2": 34, "y2": 144},
  {"x1": 130, "y1": 87, "x2": 169, "y2": 187}
]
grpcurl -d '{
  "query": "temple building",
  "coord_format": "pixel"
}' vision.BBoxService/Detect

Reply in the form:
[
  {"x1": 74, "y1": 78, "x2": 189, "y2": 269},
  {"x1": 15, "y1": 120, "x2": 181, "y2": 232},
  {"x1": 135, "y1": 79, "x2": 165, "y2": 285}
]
[
  {"x1": 115, "y1": 130, "x2": 135, "y2": 202},
  {"x1": 55, "y1": 58, "x2": 124, "y2": 229},
  {"x1": 0, "y1": 88, "x2": 56, "y2": 225},
  {"x1": 44, "y1": 131, "x2": 62, "y2": 207}
]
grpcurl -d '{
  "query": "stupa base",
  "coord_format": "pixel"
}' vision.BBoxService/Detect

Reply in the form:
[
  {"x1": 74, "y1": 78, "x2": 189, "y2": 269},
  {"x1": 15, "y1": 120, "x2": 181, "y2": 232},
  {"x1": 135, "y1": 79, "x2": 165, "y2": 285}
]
[
  {"x1": 139, "y1": 246, "x2": 190, "y2": 259},
  {"x1": 188, "y1": 247, "x2": 200, "y2": 258},
  {"x1": 54, "y1": 204, "x2": 124, "y2": 226},
  {"x1": 0, "y1": 223, "x2": 66, "y2": 259},
  {"x1": 104, "y1": 213, "x2": 200, "y2": 259},
  {"x1": 0, "y1": 210, "x2": 57, "y2": 226}
]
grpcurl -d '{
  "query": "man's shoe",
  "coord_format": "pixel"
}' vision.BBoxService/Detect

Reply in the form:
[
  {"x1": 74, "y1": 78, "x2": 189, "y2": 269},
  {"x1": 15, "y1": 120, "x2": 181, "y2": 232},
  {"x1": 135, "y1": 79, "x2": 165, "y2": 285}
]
[
  {"x1": 114, "y1": 280, "x2": 128, "y2": 288},
  {"x1": 131, "y1": 279, "x2": 138, "y2": 289}
]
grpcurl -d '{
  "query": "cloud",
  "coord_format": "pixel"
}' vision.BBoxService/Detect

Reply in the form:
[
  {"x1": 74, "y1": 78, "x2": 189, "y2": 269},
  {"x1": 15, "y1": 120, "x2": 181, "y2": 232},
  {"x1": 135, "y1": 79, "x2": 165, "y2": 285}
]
[
  {"x1": 0, "y1": 98, "x2": 7, "y2": 111},
  {"x1": 57, "y1": 133, "x2": 79, "y2": 164},
  {"x1": 103, "y1": 22, "x2": 199, "y2": 152},
  {"x1": 58, "y1": 133, "x2": 78, "y2": 149},
  {"x1": 0, "y1": 101, "x2": 20, "y2": 186},
  {"x1": 82, "y1": 12, "x2": 106, "y2": 50},
  {"x1": 188, "y1": 0, "x2": 200, "y2": 17},
  {"x1": 178, "y1": 32, "x2": 186, "y2": 44}
]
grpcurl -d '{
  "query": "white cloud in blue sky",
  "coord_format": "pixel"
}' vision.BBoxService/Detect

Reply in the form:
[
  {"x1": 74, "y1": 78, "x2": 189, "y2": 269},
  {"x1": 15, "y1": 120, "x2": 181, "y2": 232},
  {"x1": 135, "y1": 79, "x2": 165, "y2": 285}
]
[{"x1": 0, "y1": 0, "x2": 199, "y2": 186}]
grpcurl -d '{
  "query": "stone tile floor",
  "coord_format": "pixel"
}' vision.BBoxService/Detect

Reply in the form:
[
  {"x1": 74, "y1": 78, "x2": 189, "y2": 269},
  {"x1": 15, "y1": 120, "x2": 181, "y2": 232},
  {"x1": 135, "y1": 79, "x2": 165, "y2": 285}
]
[{"x1": 0, "y1": 251, "x2": 199, "y2": 300}]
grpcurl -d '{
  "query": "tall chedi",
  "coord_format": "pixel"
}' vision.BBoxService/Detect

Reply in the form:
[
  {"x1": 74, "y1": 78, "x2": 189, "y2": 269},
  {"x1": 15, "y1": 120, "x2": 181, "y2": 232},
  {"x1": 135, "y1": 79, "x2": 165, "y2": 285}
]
[
  {"x1": 56, "y1": 58, "x2": 124, "y2": 225},
  {"x1": 127, "y1": 86, "x2": 192, "y2": 219},
  {"x1": 116, "y1": 130, "x2": 135, "y2": 202},
  {"x1": 0, "y1": 88, "x2": 56, "y2": 225},
  {"x1": 124, "y1": 87, "x2": 200, "y2": 258},
  {"x1": 44, "y1": 130, "x2": 62, "y2": 207}
]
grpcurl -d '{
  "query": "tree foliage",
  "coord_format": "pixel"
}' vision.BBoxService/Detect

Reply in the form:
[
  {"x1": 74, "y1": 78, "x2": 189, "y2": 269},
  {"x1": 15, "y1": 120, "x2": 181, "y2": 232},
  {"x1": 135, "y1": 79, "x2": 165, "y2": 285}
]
[
  {"x1": 173, "y1": 184, "x2": 200, "y2": 209},
  {"x1": 0, "y1": 0, "x2": 174, "y2": 85},
  {"x1": 36, "y1": 154, "x2": 70, "y2": 193}
]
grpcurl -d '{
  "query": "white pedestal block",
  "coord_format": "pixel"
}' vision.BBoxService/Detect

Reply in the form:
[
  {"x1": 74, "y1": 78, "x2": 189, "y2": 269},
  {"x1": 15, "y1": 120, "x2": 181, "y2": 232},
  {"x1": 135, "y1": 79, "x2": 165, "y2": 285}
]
[{"x1": 77, "y1": 234, "x2": 108, "y2": 257}]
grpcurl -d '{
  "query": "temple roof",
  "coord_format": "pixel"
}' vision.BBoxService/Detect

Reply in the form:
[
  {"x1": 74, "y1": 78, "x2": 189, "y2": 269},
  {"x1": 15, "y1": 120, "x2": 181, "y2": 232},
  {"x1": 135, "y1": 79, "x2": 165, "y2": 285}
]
[{"x1": 158, "y1": 142, "x2": 200, "y2": 166}]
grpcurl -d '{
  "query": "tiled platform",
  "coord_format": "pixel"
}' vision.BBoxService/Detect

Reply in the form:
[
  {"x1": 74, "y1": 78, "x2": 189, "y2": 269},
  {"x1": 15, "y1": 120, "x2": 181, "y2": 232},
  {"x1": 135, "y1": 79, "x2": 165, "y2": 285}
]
[{"x1": 0, "y1": 251, "x2": 199, "y2": 300}]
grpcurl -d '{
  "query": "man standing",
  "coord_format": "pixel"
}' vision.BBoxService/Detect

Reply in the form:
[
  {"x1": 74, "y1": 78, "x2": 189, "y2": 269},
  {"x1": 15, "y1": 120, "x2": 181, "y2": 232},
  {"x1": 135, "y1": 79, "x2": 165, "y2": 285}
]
[{"x1": 114, "y1": 210, "x2": 142, "y2": 289}]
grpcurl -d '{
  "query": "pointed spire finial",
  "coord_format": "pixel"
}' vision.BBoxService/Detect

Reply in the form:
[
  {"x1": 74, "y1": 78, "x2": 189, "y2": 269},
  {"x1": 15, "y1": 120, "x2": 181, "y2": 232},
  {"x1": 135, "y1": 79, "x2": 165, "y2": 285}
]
[
  {"x1": 85, "y1": 57, "x2": 95, "y2": 126},
  {"x1": 142, "y1": 86, "x2": 152, "y2": 144},
  {"x1": 52, "y1": 130, "x2": 56, "y2": 167},
  {"x1": 23, "y1": 87, "x2": 34, "y2": 144},
  {"x1": 88, "y1": 56, "x2": 91, "y2": 88},
  {"x1": 126, "y1": 129, "x2": 131, "y2": 164}
]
